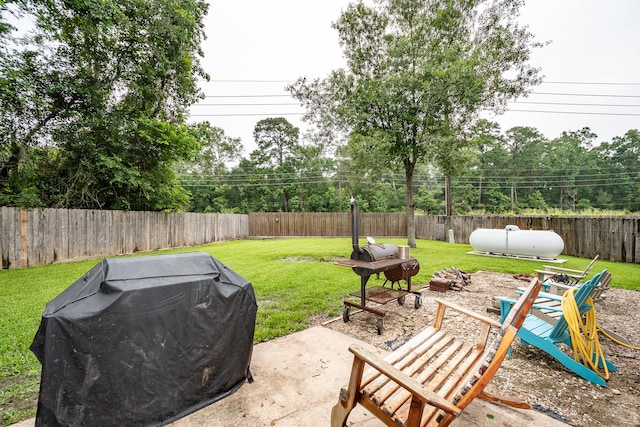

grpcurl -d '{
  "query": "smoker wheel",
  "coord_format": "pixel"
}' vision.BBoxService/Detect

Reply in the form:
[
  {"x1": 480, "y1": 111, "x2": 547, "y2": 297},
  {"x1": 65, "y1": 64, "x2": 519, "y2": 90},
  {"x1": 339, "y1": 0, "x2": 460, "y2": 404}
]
[
  {"x1": 397, "y1": 295, "x2": 405, "y2": 305},
  {"x1": 414, "y1": 295, "x2": 422, "y2": 309},
  {"x1": 343, "y1": 306, "x2": 350, "y2": 323},
  {"x1": 376, "y1": 318, "x2": 383, "y2": 335}
]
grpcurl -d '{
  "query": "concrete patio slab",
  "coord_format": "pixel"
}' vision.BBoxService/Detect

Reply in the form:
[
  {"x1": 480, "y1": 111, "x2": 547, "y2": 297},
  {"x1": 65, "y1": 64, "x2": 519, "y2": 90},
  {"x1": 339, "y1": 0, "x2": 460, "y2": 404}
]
[
  {"x1": 170, "y1": 326, "x2": 565, "y2": 427},
  {"x1": 14, "y1": 326, "x2": 567, "y2": 427}
]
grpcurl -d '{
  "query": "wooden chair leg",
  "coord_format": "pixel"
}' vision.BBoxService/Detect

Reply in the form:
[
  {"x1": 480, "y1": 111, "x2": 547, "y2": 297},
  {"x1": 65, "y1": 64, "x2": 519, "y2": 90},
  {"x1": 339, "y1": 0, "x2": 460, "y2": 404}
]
[
  {"x1": 478, "y1": 390, "x2": 531, "y2": 409},
  {"x1": 405, "y1": 397, "x2": 426, "y2": 427},
  {"x1": 519, "y1": 329, "x2": 608, "y2": 386},
  {"x1": 331, "y1": 355, "x2": 366, "y2": 427},
  {"x1": 330, "y1": 401, "x2": 353, "y2": 427}
]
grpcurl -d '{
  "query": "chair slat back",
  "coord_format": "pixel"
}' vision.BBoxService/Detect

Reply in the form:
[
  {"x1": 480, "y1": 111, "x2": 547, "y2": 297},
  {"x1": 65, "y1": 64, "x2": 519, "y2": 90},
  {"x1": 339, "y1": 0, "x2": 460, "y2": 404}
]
[
  {"x1": 583, "y1": 255, "x2": 599, "y2": 275},
  {"x1": 549, "y1": 269, "x2": 608, "y2": 340},
  {"x1": 451, "y1": 277, "x2": 541, "y2": 411},
  {"x1": 501, "y1": 277, "x2": 542, "y2": 330}
]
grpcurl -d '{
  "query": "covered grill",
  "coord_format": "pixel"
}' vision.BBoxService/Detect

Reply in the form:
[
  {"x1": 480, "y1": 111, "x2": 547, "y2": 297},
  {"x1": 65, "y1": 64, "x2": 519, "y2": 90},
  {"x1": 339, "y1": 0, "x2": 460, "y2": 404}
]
[
  {"x1": 30, "y1": 252, "x2": 256, "y2": 427},
  {"x1": 335, "y1": 198, "x2": 421, "y2": 334}
]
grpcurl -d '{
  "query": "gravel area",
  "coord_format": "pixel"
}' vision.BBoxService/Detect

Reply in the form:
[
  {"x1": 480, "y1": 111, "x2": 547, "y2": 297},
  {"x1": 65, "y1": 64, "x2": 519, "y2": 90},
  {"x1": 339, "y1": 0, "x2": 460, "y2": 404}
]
[{"x1": 314, "y1": 270, "x2": 640, "y2": 426}]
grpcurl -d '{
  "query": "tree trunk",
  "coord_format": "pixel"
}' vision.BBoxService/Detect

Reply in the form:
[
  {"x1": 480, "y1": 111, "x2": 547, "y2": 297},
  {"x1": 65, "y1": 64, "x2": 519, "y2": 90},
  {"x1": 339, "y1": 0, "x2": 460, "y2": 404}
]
[
  {"x1": 0, "y1": 141, "x2": 23, "y2": 182},
  {"x1": 405, "y1": 164, "x2": 416, "y2": 248},
  {"x1": 445, "y1": 175, "x2": 452, "y2": 216}
]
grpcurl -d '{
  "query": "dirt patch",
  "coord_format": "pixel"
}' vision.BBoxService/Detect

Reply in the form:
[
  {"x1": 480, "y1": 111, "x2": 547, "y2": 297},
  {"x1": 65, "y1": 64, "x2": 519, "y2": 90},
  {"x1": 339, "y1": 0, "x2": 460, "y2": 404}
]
[{"x1": 312, "y1": 271, "x2": 640, "y2": 426}]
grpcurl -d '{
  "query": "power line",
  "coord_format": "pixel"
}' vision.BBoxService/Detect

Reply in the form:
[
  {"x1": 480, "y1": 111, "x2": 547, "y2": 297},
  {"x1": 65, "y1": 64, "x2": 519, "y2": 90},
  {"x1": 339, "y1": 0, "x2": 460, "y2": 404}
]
[
  {"x1": 531, "y1": 92, "x2": 640, "y2": 98},
  {"x1": 199, "y1": 91, "x2": 640, "y2": 99},
  {"x1": 179, "y1": 176, "x2": 638, "y2": 190},
  {"x1": 196, "y1": 100, "x2": 640, "y2": 108},
  {"x1": 542, "y1": 81, "x2": 640, "y2": 86},
  {"x1": 179, "y1": 168, "x2": 640, "y2": 179},
  {"x1": 201, "y1": 79, "x2": 294, "y2": 83},
  {"x1": 506, "y1": 109, "x2": 640, "y2": 117},
  {"x1": 191, "y1": 109, "x2": 640, "y2": 117},
  {"x1": 512, "y1": 101, "x2": 640, "y2": 108},
  {"x1": 179, "y1": 169, "x2": 639, "y2": 186},
  {"x1": 202, "y1": 94, "x2": 292, "y2": 98},
  {"x1": 191, "y1": 85, "x2": 640, "y2": 118},
  {"x1": 193, "y1": 102, "x2": 300, "y2": 106},
  {"x1": 190, "y1": 112, "x2": 304, "y2": 117},
  {"x1": 199, "y1": 79, "x2": 640, "y2": 86}
]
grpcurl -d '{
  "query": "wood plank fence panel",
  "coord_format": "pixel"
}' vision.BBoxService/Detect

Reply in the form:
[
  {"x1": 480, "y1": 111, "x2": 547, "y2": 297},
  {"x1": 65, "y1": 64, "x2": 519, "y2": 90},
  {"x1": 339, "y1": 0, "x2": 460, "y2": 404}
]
[
  {"x1": 248, "y1": 212, "x2": 407, "y2": 238},
  {"x1": 0, "y1": 208, "x2": 248, "y2": 269}
]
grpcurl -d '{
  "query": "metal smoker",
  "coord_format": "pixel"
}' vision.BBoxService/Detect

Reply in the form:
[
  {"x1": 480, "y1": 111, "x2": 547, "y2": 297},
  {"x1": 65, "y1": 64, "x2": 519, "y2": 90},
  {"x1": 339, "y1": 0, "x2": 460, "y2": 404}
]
[{"x1": 334, "y1": 197, "x2": 421, "y2": 334}]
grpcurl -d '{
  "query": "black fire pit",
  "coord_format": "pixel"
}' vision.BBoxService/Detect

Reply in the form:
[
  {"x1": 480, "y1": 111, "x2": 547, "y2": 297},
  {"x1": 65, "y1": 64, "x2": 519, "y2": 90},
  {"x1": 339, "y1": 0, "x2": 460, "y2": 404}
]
[{"x1": 334, "y1": 198, "x2": 421, "y2": 334}]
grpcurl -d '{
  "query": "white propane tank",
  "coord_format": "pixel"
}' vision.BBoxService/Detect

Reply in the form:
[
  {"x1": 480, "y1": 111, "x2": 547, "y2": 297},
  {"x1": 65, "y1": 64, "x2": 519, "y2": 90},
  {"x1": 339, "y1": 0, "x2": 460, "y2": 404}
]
[{"x1": 469, "y1": 225, "x2": 564, "y2": 259}]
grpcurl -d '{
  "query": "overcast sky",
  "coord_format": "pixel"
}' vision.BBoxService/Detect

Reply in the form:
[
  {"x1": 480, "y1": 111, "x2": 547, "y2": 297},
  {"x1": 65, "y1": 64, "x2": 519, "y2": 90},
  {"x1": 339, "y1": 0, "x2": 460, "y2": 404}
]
[{"x1": 190, "y1": 0, "x2": 640, "y2": 155}]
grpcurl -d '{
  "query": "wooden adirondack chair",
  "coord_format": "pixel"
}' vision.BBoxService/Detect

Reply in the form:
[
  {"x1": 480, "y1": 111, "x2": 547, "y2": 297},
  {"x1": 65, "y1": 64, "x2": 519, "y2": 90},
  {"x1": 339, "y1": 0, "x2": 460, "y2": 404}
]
[
  {"x1": 535, "y1": 255, "x2": 599, "y2": 284},
  {"x1": 500, "y1": 270, "x2": 616, "y2": 387},
  {"x1": 511, "y1": 271, "x2": 611, "y2": 323},
  {"x1": 330, "y1": 277, "x2": 542, "y2": 427},
  {"x1": 543, "y1": 270, "x2": 611, "y2": 307}
]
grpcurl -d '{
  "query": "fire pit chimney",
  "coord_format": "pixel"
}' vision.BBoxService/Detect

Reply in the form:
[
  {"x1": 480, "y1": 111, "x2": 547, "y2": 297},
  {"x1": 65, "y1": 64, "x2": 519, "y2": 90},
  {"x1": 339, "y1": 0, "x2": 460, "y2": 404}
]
[{"x1": 350, "y1": 197, "x2": 362, "y2": 255}]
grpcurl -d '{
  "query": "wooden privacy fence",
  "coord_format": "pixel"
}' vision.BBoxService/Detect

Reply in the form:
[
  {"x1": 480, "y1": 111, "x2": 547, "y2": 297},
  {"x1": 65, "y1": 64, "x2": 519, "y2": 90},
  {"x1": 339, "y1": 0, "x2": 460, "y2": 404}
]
[
  {"x1": 249, "y1": 212, "x2": 640, "y2": 264},
  {"x1": 248, "y1": 212, "x2": 407, "y2": 238},
  {"x1": 2, "y1": 208, "x2": 637, "y2": 268},
  {"x1": 0, "y1": 207, "x2": 248, "y2": 269}
]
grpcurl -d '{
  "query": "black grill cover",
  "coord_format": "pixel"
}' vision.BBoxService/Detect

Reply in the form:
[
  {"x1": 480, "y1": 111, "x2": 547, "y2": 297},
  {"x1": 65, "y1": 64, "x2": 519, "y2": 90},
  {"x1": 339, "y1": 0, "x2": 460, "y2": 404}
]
[{"x1": 30, "y1": 252, "x2": 257, "y2": 427}]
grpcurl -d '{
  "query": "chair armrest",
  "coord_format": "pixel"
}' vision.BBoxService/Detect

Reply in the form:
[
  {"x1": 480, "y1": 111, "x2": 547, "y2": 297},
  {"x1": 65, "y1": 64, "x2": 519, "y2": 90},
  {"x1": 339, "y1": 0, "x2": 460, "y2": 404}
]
[
  {"x1": 516, "y1": 288, "x2": 566, "y2": 302},
  {"x1": 348, "y1": 344, "x2": 462, "y2": 416},
  {"x1": 535, "y1": 269, "x2": 584, "y2": 282},
  {"x1": 508, "y1": 289, "x2": 569, "y2": 310},
  {"x1": 435, "y1": 299, "x2": 502, "y2": 328},
  {"x1": 507, "y1": 293, "x2": 592, "y2": 314},
  {"x1": 534, "y1": 303, "x2": 592, "y2": 313},
  {"x1": 535, "y1": 269, "x2": 558, "y2": 280},
  {"x1": 544, "y1": 282, "x2": 575, "y2": 291},
  {"x1": 541, "y1": 266, "x2": 585, "y2": 275}
]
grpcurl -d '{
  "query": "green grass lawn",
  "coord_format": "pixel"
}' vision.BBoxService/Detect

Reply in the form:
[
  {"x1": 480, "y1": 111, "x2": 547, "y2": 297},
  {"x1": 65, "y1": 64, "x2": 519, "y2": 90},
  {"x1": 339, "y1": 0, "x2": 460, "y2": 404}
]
[{"x1": 1, "y1": 237, "x2": 638, "y2": 425}]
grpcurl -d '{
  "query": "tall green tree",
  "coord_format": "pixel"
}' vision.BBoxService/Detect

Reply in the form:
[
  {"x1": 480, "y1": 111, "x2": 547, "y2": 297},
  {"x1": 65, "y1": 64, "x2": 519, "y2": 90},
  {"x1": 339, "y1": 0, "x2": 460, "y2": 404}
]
[
  {"x1": 178, "y1": 123, "x2": 243, "y2": 212},
  {"x1": 289, "y1": 0, "x2": 543, "y2": 247},
  {"x1": 0, "y1": 0, "x2": 209, "y2": 210},
  {"x1": 466, "y1": 119, "x2": 506, "y2": 208},
  {"x1": 286, "y1": 143, "x2": 336, "y2": 212},
  {"x1": 253, "y1": 117, "x2": 300, "y2": 169},
  {"x1": 502, "y1": 126, "x2": 548, "y2": 210},
  {"x1": 546, "y1": 128, "x2": 595, "y2": 209},
  {"x1": 593, "y1": 129, "x2": 640, "y2": 211},
  {"x1": 253, "y1": 117, "x2": 300, "y2": 212},
  {"x1": 182, "y1": 122, "x2": 243, "y2": 175}
]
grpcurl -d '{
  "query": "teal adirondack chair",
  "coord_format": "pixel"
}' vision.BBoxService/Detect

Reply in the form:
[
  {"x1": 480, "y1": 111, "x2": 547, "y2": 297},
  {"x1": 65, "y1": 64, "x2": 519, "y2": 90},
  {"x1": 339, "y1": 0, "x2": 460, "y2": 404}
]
[{"x1": 500, "y1": 269, "x2": 616, "y2": 386}]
